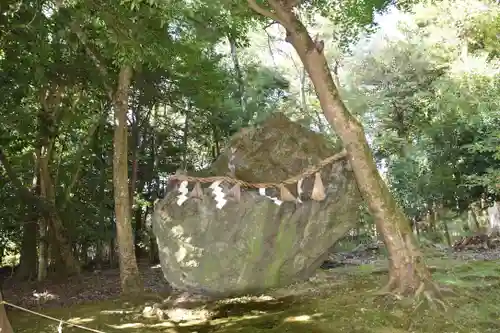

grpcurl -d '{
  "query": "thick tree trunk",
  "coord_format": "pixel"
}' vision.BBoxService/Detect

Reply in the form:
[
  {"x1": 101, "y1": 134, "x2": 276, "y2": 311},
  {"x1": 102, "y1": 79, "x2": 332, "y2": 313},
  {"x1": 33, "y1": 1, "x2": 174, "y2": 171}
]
[
  {"x1": 36, "y1": 89, "x2": 80, "y2": 277},
  {"x1": 17, "y1": 219, "x2": 38, "y2": 280},
  {"x1": 0, "y1": 291, "x2": 14, "y2": 333},
  {"x1": 36, "y1": 148, "x2": 49, "y2": 281},
  {"x1": 38, "y1": 150, "x2": 80, "y2": 276},
  {"x1": 248, "y1": 0, "x2": 436, "y2": 297},
  {"x1": 38, "y1": 217, "x2": 49, "y2": 281},
  {"x1": 112, "y1": 65, "x2": 142, "y2": 295},
  {"x1": 17, "y1": 169, "x2": 39, "y2": 280}
]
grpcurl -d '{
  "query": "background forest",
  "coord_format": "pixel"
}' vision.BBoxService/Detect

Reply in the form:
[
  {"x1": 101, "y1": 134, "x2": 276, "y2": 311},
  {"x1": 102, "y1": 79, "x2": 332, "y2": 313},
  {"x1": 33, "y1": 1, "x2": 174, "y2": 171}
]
[
  {"x1": 1, "y1": 0, "x2": 500, "y2": 331},
  {"x1": 1, "y1": 0, "x2": 499, "y2": 281}
]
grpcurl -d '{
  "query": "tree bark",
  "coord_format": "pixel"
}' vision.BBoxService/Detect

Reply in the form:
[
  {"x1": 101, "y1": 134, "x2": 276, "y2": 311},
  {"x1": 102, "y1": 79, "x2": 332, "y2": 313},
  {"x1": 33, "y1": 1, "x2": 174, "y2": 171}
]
[
  {"x1": 229, "y1": 35, "x2": 247, "y2": 117},
  {"x1": 38, "y1": 145, "x2": 80, "y2": 276},
  {"x1": 16, "y1": 219, "x2": 38, "y2": 280},
  {"x1": 426, "y1": 208, "x2": 436, "y2": 232},
  {"x1": 413, "y1": 217, "x2": 420, "y2": 240},
  {"x1": 36, "y1": 88, "x2": 80, "y2": 277},
  {"x1": 488, "y1": 201, "x2": 500, "y2": 233},
  {"x1": 248, "y1": 0, "x2": 436, "y2": 297},
  {"x1": 0, "y1": 290, "x2": 14, "y2": 333},
  {"x1": 301, "y1": 65, "x2": 326, "y2": 133},
  {"x1": 130, "y1": 107, "x2": 141, "y2": 258},
  {"x1": 112, "y1": 65, "x2": 142, "y2": 295},
  {"x1": 181, "y1": 104, "x2": 190, "y2": 170},
  {"x1": 134, "y1": 207, "x2": 144, "y2": 258},
  {"x1": 38, "y1": 216, "x2": 49, "y2": 281},
  {"x1": 211, "y1": 124, "x2": 221, "y2": 161},
  {"x1": 468, "y1": 207, "x2": 481, "y2": 231},
  {"x1": 17, "y1": 173, "x2": 39, "y2": 280}
]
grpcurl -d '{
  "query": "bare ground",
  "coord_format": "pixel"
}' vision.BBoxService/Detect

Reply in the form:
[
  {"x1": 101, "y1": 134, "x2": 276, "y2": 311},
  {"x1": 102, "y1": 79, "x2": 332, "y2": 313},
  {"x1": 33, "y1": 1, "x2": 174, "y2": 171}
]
[
  {"x1": 2, "y1": 262, "x2": 171, "y2": 310},
  {"x1": 4, "y1": 247, "x2": 500, "y2": 311}
]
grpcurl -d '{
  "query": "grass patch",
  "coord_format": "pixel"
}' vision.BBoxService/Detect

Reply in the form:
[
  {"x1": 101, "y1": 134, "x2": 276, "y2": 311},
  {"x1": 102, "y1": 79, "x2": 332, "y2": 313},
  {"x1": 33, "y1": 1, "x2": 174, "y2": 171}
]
[{"x1": 9, "y1": 258, "x2": 500, "y2": 333}]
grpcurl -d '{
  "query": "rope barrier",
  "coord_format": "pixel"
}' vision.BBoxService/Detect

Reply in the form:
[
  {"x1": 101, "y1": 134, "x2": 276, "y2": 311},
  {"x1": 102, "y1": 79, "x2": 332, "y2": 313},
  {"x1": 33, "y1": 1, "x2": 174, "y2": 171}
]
[
  {"x1": 170, "y1": 149, "x2": 348, "y2": 189},
  {"x1": 1, "y1": 300, "x2": 108, "y2": 333}
]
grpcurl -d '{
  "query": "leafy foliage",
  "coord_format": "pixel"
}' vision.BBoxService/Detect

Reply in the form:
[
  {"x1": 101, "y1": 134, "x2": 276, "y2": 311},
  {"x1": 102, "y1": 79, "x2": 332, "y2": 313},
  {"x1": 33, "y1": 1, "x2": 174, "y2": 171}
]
[
  {"x1": 0, "y1": 0, "x2": 498, "y2": 281},
  {"x1": 342, "y1": 0, "x2": 500, "y2": 218}
]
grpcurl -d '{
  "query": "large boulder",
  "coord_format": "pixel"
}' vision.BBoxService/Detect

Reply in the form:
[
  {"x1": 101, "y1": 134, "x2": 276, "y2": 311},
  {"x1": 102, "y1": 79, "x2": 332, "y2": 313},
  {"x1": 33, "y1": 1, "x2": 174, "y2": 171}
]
[{"x1": 152, "y1": 113, "x2": 362, "y2": 296}]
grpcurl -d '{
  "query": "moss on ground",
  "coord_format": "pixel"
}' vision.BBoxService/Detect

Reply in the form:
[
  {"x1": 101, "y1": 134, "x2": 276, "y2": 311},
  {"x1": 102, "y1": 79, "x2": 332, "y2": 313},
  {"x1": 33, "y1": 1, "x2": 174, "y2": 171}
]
[{"x1": 9, "y1": 258, "x2": 500, "y2": 333}]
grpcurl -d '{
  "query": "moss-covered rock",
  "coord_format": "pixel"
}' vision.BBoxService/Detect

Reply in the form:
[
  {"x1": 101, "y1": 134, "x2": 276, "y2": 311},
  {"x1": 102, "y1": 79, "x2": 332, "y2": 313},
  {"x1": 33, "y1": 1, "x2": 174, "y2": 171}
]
[{"x1": 152, "y1": 113, "x2": 362, "y2": 296}]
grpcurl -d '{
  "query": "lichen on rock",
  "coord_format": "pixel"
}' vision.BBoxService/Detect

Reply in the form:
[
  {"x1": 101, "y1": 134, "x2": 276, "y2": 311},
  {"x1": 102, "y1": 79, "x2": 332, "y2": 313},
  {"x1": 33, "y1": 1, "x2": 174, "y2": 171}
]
[{"x1": 152, "y1": 113, "x2": 362, "y2": 296}]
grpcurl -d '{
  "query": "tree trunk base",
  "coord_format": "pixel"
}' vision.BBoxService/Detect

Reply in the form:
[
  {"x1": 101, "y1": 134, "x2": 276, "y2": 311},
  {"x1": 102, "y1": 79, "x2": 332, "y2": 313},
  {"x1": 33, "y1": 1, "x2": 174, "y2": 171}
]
[{"x1": 376, "y1": 274, "x2": 452, "y2": 310}]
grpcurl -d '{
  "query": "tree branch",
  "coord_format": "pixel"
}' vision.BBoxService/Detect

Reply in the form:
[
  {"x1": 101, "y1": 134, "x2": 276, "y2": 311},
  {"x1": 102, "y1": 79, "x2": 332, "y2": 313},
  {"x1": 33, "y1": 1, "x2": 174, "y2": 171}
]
[
  {"x1": 283, "y1": 0, "x2": 302, "y2": 10},
  {"x1": 264, "y1": 0, "x2": 319, "y2": 54},
  {"x1": 70, "y1": 22, "x2": 114, "y2": 99},
  {"x1": 247, "y1": 0, "x2": 278, "y2": 20},
  {"x1": 247, "y1": 0, "x2": 291, "y2": 30},
  {"x1": 61, "y1": 112, "x2": 105, "y2": 209},
  {"x1": 0, "y1": 149, "x2": 53, "y2": 216}
]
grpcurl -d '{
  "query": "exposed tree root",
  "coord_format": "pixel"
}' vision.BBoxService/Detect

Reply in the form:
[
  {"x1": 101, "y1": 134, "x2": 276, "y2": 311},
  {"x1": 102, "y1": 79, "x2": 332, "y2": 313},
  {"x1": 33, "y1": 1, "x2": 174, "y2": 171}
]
[{"x1": 373, "y1": 276, "x2": 452, "y2": 311}]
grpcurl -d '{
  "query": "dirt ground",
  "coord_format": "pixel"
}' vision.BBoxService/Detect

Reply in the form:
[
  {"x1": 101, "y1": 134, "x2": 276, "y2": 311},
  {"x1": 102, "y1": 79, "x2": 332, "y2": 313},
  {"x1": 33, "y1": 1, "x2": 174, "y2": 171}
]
[
  {"x1": 4, "y1": 248, "x2": 500, "y2": 333},
  {"x1": 3, "y1": 246, "x2": 500, "y2": 310}
]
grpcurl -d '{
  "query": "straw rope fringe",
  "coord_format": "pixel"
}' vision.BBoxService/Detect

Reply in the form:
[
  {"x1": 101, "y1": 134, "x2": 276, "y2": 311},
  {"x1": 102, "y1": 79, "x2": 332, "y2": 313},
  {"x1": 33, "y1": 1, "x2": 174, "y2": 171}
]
[{"x1": 170, "y1": 149, "x2": 348, "y2": 189}]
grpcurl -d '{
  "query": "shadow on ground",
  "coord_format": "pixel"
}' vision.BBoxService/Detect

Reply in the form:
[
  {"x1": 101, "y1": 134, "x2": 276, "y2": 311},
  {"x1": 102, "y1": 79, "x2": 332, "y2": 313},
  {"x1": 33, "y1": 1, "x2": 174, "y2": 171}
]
[{"x1": 9, "y1": 258, "x2": 500, "y2": 333}]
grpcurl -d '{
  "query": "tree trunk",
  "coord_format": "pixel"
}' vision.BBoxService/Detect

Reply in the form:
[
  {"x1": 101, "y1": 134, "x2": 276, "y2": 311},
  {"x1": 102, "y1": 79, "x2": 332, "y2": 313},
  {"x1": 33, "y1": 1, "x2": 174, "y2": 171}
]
[
  {"x1": 442, "y1": 219, "x2": 452, "y2": 247},
  {"x1": 434, "y1": 204, "x2": 451, "y2": 246},
  {"x1": 248, "y1": 0, "x2": 436, "y2": 297},
  {"x1": 38, "y1": 150, "x2": 80, "y2": 276},
  {"x1": 147, "y1": 206, "x2": 159, "y2": 265},
  {"x1": 426, "y1": 209, "x2": 436, "y2": 232},
  {"x1": 211, "y1": 124, "x2": 221, "y2": 161},
  {"x1": 130, "y1": 107, "x2": 141, "y2": 258},
  {"x1": 109, "y1": 237, "x2": 116, "y2": 269},
  {"x1": 17, "y1": 167, "x2": 39, "y2": 280},
  {"x1": 17, "y1": 220, "x2": 38, "y2": 280},
  {"x1": 36, "y1": 148, "x2": 49, "y2": 281},
  {"x1": 36, "y1": 89, "x2": 80, "y2": 277},
  {"x1": 38, "y1": 216, "x2": 49, "y2": 281},
  {"x1": 301, "y1": 65, "x2": 326, "y2": 133},
  {"x1": 0, "y1": 290, "x2": 14, "y2": 333},
  {"x1": 112, "y1": 65, "x2": 142, "y2": 295},
  {"x1": 488, "y1": 201, "x2": 500, "y2": 233},
  {"x1": 181, "y1": 106, "x2": 190, "y2": 170},
  {"x1": 468, "y1": 207, "x2": 481, "y2": 231},
  {"x1": 134, "y1": 207, "x2": 144, "y2": 259},
  {"x1": 80, "y1": 242, "x2": 89, "y2": 265},
  {"x1": 229, "y1": 35, "x2": 247, "y2": 118},
  {"x1": 412, "y1": 217, "x2": 420, "y2": 240},
  {"x1": 149, "y1": 234, "x2": 159, "y2": 264},
  {"x1": 96, "y1": 129, "x2": 108, "y2": 270}
]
